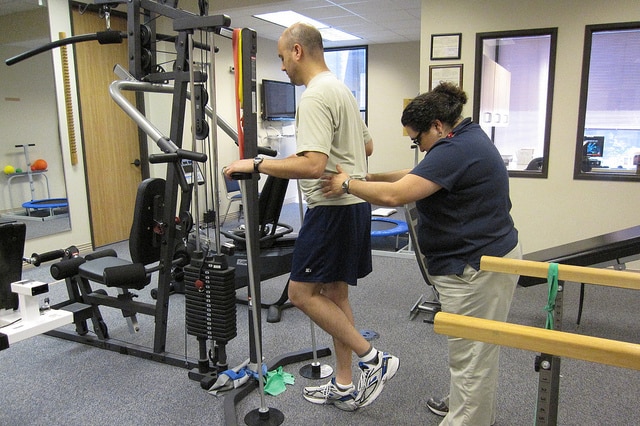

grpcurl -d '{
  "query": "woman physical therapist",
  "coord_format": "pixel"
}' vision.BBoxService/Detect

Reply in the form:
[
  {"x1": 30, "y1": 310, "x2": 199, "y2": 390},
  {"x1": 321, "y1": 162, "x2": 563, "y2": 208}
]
[{"x1": 322, "y1": 82, "x2": 522, "y2": 426}]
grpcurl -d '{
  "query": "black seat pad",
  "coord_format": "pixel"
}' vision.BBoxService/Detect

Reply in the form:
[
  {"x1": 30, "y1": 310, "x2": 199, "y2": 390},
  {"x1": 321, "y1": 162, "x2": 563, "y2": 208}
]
[{"x1": 78, "y1": 257, "x2": 132, "y2": 282}]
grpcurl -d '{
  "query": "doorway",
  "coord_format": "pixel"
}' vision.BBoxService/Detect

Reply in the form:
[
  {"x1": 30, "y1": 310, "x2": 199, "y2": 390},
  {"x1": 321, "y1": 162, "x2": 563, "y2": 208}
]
[{"x1": 72, "y1": 8, "x2": 142, "y2": 247}]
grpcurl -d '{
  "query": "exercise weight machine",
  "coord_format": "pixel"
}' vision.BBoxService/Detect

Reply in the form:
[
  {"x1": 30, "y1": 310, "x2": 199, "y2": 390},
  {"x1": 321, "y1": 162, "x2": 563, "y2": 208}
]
[
  {"x1": 7, "y1": 2, "x2": 328, "y2": 424},
  {"x1": 7, "y1": 1, "x2": 233, "y2": 369}
]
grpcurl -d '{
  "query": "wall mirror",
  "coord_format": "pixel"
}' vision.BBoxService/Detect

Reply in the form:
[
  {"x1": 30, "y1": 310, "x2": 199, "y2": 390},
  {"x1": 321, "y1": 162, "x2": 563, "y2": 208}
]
[
  {"x1": 473, "y1": 28, "x2": 557, "y2": 178},
  {"x1": 0, "y1": 2, "x2": 71, "y2": 239},
  {"x1": 574, "y1": 22, "x2": 640, "y2": 181}
]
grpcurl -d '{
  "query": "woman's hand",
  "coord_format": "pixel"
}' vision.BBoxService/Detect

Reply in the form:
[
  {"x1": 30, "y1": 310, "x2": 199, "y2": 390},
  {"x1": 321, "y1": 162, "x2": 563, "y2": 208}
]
[{"x1": 321, "y1": 164, "x2": 350, "y2": 197}]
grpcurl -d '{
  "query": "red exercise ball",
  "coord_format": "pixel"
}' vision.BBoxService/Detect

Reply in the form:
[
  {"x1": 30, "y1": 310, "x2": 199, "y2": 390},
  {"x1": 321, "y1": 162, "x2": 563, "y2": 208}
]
[{"x1": 31, "y1": 159, "x2": 48, "y2": 171}]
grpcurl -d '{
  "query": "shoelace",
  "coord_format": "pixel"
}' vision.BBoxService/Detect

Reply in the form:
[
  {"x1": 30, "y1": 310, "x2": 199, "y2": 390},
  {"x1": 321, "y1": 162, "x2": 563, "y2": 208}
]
[
  {"x1": 318, "y1": 381, "x2": 339, "y2": 399},
  {"x1": 355, "y1": 362, "x2": 373, "y2": 399},
  {"x1": 322, "y1": 383, "x2": 334, "y2": 400}
]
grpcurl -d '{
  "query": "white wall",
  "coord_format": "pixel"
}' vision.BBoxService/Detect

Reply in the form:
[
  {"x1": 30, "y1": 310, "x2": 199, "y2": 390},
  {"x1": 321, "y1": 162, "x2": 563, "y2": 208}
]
[
  {"x1": 367, "y1": 42, "x2": 421, "y2": 174},
  {"x1": 421, "y1": 0, "x2": 640, "y2": 255}
]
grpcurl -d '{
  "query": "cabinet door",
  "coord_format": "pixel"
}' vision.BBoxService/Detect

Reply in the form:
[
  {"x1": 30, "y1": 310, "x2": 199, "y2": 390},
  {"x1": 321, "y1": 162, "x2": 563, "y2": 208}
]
[
  {"x1": 493, "y1": 63, "x2": 511, "y2": 127},
  {"x1": 480, "y1": 55, "x2": 496, "y2": 125},
  {"x1": 480, "y1": 55, "x2": 511, "y2": 128}
]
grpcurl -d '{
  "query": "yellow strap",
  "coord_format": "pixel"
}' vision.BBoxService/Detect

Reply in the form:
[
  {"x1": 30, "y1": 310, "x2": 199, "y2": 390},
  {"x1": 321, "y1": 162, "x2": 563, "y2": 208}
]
[{"x1": 232, "y1": 29, "x2": 244, "y2": 157}]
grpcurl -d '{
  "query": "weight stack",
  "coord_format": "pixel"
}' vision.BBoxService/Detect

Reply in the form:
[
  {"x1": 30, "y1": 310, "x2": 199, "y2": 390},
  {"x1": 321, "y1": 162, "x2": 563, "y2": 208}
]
[{"x1": 184, "y1": 255, "x2": 237, "y2": 343}]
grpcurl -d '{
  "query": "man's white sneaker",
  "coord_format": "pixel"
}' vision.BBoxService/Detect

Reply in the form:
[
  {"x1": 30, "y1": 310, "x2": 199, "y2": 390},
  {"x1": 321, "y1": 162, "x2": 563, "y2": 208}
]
[
  {"x1": 303, "y1": 378, "x2": 358, "y2": 412},
  {"x1": 355, "y1": 351, "x2": 399, "y2": 407}
]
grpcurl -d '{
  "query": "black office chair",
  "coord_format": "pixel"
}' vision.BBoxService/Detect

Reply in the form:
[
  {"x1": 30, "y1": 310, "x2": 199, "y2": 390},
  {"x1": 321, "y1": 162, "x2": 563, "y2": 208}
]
[
  {"x1": 222, "y1": 172, "x2": 243, "y2": 225},
  {"x1": 404, "y1": 202, "x2": 441, "y2": 323},
  {"x1": 525, "y1": 157, "x2": 544, "y2": 171}
]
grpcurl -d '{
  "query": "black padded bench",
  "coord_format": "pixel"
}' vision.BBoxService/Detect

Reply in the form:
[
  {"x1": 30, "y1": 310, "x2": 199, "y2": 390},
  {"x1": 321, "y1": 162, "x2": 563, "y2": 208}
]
[{"x1": 518, "y1": 225, "x2": 640, "y2": 323}]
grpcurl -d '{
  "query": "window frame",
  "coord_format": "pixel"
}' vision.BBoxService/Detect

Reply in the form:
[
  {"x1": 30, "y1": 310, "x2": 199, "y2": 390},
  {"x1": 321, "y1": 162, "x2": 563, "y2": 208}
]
[
  {"x1": 574, "y1": 21, "x2": 640, "y2": 182},
  {"x1": 472, "y1": 27, "x2": 558, "y2": 178},
  {"x1": 324, "y1": 45, "x2": 369, "y2": 124}
]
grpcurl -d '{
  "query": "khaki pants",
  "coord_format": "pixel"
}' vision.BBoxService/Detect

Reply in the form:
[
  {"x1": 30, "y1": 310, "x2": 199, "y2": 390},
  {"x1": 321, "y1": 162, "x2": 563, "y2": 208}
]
[{"x1": 428, "y1": 243, "x2": 522, "y2": 426}]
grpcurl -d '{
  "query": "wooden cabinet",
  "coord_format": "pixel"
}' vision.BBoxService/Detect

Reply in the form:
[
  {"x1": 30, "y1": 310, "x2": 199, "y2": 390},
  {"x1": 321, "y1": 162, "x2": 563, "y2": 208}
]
[{"x1": 480, "y1": 55, "x2": 511, "y2": 128}]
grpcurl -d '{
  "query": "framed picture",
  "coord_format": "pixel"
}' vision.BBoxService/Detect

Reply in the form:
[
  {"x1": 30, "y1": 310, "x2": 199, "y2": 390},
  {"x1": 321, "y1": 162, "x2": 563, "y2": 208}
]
[
  {"x1": 430, "y1": 33, "x2": 462, "y2": 60},
  {"x1": 429, "y1": 64, "x2": 463, "y2": 91}
]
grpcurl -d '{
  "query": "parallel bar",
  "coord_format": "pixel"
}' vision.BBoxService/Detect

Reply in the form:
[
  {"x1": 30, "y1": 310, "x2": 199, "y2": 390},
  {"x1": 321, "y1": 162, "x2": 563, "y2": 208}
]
[
  {"x1": 433, "y1": 312, "x2": 640, "y2": 370},
  {"x1": 480, "y1": 256, "x2": 640, "y2": 290}
]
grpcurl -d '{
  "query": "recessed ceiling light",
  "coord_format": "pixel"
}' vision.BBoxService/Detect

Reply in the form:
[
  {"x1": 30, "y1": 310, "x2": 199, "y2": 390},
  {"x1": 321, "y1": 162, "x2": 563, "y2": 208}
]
[
  {"x1": 254, "y1": 10, "x2": 360, "y2": 42},
  {"x1": 318, "y1": 27, "x2": 360, "y2": 42}
]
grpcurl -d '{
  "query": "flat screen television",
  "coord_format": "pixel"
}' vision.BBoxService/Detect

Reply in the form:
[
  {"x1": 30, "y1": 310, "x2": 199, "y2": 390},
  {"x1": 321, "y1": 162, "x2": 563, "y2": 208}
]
[
  {"x1": 261, "y1": 79, "x2": 296, "y2": 121},
  {"x1": 583, "y1": 136, "x2": 605, "y2": 157}
]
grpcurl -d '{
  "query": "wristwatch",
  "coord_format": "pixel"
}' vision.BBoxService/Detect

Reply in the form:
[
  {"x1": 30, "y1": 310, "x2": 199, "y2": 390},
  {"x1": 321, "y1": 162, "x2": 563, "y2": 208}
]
[
  {"x1": 341, "y1": 178, "x2": 352, "y2": 194},
  {"x1": 253, "y1": 156, "x2": 264, "y2": 173}
]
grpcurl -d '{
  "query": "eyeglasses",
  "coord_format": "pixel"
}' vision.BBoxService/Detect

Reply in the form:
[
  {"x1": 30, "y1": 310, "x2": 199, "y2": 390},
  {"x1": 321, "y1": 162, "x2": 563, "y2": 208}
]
[{"x1": 410, "y1": 131, "x2": 422, "y2": 146}]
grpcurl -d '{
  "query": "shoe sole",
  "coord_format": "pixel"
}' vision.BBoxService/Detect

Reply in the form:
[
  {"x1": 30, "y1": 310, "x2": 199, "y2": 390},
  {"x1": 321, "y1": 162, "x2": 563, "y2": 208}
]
[
  {"x1": 333, "y1": 400, "x2": 358, "y2": 412},
  {"x1": 427, "y1": 398, "x2": 448, "y2": 416},
  {"x1": 427, "y1": 406, "x2": 448, "y2": 417},
  {"x1": 303, "y1": 394, "x2": 358, "y2": 412},
  {"x1": 357, "y1": 355, "x2": 400, "y2": 408}
]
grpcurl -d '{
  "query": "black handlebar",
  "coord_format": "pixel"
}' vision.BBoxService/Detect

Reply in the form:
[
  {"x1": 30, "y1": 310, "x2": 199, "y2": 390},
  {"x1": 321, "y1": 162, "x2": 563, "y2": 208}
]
[
  {"x1": 28, "y1": 246, "x2": 80, "y2": 267},
  {"x1": 29, "y1": 250, "x2": 65, "y2": 267},
  {"x1": 149, "y1": 149, "x2": 208, "y2": 164},
  {"x1": 6, "y1": 31, "x2": 125, "y2": 66},
  {"x1": 230, "y1": 172, "x2": 253, "y2": 180},
  {"x1": 258, "y1": 146, "x2": 277, "y2": 157}
]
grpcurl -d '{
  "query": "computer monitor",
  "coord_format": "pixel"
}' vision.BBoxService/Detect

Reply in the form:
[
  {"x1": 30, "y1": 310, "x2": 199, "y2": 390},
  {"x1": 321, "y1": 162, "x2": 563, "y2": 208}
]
[
  {"x1": 261, "y1": 79, "x2": 296, "y2": 121},
  {"x1": 583, "y1": 136, "x2": 605, "y2": 157}
]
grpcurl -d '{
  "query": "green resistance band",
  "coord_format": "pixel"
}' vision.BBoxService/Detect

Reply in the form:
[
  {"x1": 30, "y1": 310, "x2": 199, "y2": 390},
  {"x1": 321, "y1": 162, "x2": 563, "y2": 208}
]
[{"x1": 544, "y1": 263, "x2": 559, "y2": 329}]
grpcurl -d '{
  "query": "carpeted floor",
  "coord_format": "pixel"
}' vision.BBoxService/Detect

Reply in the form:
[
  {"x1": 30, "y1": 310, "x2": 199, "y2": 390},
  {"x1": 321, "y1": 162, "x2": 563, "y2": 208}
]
[{"x1": 1, "y1": 203, "x2": 639, "y2": 425}]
